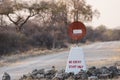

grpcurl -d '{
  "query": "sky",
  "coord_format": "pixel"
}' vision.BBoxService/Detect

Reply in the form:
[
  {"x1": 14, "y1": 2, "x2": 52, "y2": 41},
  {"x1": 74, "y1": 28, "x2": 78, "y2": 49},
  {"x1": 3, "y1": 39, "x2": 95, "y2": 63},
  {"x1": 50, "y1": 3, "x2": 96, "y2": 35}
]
[{"x1": 86, "y1": 0, "x2": 120, "y2": 29}]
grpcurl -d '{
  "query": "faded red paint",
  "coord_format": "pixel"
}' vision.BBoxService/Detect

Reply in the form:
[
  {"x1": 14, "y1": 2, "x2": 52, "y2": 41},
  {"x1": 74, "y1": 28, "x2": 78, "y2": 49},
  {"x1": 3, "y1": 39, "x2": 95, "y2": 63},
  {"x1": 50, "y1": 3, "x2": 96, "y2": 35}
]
[{"x1": 68, "y1": 21, "x2": 86, "y2": 40}]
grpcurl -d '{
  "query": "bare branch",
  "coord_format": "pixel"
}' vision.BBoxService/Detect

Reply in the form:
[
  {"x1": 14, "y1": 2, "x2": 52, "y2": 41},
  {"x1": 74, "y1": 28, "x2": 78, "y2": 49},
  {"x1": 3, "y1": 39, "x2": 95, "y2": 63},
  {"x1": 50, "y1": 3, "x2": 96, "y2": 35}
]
[{"x1": 6, "y1": 14, "x2": 18, "y2": 25}]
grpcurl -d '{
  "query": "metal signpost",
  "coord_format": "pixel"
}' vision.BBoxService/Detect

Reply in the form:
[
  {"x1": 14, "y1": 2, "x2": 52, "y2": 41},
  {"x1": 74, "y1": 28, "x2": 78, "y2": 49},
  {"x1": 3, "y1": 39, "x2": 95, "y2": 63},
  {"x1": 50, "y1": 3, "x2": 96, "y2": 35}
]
[{"x1": 65, "y1": 21, "x2": 87, "y2": 74}]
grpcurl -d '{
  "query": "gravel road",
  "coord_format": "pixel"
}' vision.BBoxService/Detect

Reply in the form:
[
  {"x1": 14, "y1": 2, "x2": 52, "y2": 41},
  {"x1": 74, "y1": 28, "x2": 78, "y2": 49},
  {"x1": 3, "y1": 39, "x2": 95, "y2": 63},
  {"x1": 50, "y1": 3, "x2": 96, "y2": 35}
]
[{"x1": 0, "y1": 41, "x2": 120, "y2": 80}]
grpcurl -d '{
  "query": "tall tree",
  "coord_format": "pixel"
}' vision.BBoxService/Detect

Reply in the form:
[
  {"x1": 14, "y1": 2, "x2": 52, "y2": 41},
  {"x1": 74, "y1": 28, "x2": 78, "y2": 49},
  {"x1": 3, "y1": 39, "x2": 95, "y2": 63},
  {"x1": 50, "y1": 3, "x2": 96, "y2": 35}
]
[
  {"x1": 0, "y1": 0, "x2": 49, "y2": 32},
  {"x1": 68, "y1": 0, "x2": 99, "y2": 22},
  {"x1": 48, "y1": 1, "x2": 68, "y2": 48}
]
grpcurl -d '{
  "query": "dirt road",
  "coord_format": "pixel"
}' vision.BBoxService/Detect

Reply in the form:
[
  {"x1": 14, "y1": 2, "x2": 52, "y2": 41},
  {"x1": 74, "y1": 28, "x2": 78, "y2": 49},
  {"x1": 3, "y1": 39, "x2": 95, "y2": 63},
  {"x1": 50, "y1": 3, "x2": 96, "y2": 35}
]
[{"x1": 0, "y1": 41, "x2": 120, "y2": 80}]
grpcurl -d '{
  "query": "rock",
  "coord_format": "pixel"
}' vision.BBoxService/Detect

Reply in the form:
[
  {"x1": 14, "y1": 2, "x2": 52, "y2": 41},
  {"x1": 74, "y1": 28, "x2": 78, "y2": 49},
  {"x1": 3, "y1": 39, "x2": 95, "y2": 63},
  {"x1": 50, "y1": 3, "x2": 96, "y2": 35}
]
[
  {"x1": 88, "y1": 76, "x2": 98, "y2": 80},
  {"x1": 36, "y1": 74, "x2": 44, "y2": 78},
  {"x1": 2, "y1": 72, "x2": 11, "y2": 80}
]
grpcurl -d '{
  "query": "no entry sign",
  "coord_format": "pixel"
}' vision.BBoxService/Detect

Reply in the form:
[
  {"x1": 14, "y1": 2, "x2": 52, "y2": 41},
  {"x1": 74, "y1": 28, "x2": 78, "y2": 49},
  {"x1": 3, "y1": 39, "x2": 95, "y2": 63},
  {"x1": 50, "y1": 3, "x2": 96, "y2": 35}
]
[
  {"x1": 66, "y1": 21, "x2": 87, "y2": 74},
  {"x1": 68, "y1": 21, "x2": 86, "y2": 40}
]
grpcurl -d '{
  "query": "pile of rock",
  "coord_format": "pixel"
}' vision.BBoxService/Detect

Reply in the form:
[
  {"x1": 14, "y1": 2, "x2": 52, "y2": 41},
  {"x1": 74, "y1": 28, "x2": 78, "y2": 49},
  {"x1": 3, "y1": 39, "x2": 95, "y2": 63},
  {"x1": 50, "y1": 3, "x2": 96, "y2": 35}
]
[
  {"x1": 19, "y1": 66, "x2": 57, "y2": 80},
  {"x1": 2, "y1": 66, "x2": 120, "y2": 80},
  {"x1": 19, "y1": 66, "x2": 120, "y2": 80},
  {"x1": 87, "y1": 66, "x2": 120, "y2": 80}
]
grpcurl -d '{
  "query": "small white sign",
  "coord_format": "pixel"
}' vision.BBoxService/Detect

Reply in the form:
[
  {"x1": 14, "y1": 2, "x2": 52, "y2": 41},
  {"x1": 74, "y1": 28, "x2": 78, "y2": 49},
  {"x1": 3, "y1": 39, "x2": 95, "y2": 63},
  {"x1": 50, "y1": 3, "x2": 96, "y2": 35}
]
[
  {"x1": 65, "y1": 47, "x2": 86, "y2": 74},
  {"x1": 73, "y1": 29, "x2": 82, "y2": 34}
]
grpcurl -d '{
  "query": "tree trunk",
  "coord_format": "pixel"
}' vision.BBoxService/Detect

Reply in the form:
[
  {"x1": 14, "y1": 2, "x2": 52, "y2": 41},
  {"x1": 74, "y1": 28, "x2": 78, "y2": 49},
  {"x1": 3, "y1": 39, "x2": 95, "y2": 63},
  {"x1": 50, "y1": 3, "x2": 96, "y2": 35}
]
[
  {"x1": 52, "y1": 28, "x2": 56, "y2": 49},
  {"x1": 0, "y1": 15, "x2": 3, "y2": 26}
]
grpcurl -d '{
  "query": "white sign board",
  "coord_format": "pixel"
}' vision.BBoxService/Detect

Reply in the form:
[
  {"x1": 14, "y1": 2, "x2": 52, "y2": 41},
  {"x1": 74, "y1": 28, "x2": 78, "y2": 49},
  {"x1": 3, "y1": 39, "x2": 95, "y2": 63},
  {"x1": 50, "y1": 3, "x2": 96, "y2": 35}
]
[
  {"x1": 73, "y1": 29, "x2": 82, "y2": 34},
  {"x1": 65, "y1": 47, "x2": 86, "y2": 74}
]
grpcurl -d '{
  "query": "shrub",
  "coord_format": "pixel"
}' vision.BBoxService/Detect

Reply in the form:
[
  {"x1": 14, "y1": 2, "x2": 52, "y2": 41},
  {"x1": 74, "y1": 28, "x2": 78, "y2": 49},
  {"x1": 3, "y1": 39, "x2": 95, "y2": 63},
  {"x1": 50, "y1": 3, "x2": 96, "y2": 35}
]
[
  {"x1": 27, "y1": 32, "x2": 53, "y2": 49},
  {"x1": 0, "y1": 31, "x2": 27, "y2": 55}
]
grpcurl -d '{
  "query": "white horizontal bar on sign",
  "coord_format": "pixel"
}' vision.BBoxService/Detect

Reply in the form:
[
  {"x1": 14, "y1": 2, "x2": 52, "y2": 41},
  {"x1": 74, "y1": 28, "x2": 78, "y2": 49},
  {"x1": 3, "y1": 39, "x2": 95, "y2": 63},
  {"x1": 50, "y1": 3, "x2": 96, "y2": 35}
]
[{"x1": 73, "y1": 29, "x2": 82, "y2": 34}]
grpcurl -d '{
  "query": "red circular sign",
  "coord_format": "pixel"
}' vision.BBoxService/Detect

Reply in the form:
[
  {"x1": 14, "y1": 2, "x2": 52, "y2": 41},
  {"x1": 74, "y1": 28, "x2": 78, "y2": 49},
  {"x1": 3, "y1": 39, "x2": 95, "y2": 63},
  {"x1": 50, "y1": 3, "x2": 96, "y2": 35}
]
[{"x1": 68, "y1": 21, "x2": 86, "y2": 40}]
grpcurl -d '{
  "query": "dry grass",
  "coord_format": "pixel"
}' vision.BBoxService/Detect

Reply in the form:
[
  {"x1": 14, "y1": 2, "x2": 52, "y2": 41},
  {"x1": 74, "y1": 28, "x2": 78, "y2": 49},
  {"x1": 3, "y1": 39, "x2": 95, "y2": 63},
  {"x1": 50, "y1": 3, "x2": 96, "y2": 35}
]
[
  {"x1": 86, "y1": 56, "x2": 120, "y2": 68},
  {"x1": 0, "y1": 48, "x2": 68, "y2": 67}
]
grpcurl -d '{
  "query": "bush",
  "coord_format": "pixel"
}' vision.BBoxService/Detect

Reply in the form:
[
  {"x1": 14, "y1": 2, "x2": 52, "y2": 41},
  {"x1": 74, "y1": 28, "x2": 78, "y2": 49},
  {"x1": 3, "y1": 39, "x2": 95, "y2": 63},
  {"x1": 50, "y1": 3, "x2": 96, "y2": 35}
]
[
  {"x1": 27, "y1": 32, "x2": 53, "y2": 49},
  {"x1": 0, "y1": 31, "x2": 27, "y2": 55}
]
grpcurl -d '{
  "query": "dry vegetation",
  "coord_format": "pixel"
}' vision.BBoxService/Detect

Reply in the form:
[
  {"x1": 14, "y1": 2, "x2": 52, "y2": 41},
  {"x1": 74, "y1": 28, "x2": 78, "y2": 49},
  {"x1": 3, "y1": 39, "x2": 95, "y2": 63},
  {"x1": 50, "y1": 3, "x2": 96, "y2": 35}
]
[
  {"x1": 0, "y1": 48, "x2": 68, "y2": 67},
  {"x1": 0, "y1": 23, "x2": 120, "y2": 56},
  {"x1": 86, "y1": 57, "x2": 120, "y2": 68},
  {"x1": 0, "y1": 1, "x2": 120, "y2": 80},
  {"x1": 0, "y1": 0, "x2": 120, "y2": 56}
]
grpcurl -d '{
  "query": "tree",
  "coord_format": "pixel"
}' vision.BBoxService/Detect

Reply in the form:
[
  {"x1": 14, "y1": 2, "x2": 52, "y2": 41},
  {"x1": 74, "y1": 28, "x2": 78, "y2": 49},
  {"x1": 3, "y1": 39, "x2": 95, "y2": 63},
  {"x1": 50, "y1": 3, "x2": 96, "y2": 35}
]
[
  {"x1": 0, "y1": 0, "x2": 49, "y2": 32},
  {"x1": 45, "y1": 1, "x2": 68, "y2": 49},
  {"x1": 68, "y1": 0, "x2": 100, "y2": 22},
  {"x1": 94, "y1": 25, "x2": 107, "y2": 41},
  {"x1": 0, "y1": 15, "x2": 7, "y2": 26},
  {"x1": 111, "y1": 29, "x2": 120, "y2": 40},
  {"x1": 66, "y1": 0, "x2": 99, "y2": 43},
  {"x1": 0, "y1": 0, "x2": 13, "y2": 26},
  {"x1": 85, "y1": 26, "x2": 94, "y2": 41}
]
